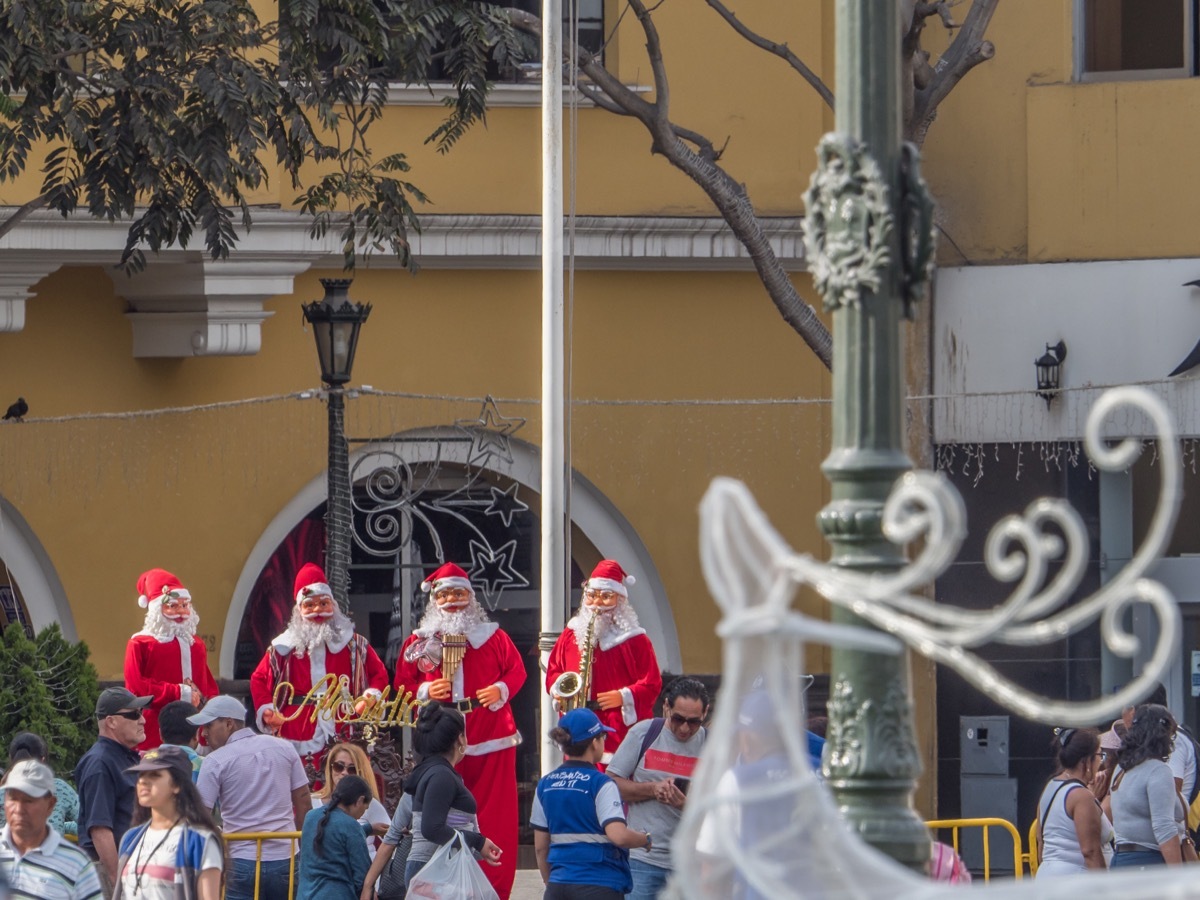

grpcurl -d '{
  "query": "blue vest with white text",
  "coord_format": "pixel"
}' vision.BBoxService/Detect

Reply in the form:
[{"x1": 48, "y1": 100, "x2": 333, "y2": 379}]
[{"x1": 536, "y1": 761, "x2": 631, "y2": 892}]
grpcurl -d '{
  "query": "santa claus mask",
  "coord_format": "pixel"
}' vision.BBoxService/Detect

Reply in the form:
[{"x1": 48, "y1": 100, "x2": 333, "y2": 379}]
[
  {"x1": 160, "y1": 591, "x2": 194, "y2": 624},
  {"x1": 433, "y1": 587, "x2": 471, "y2": 611},
  {"x1": 299, "y1": 591, "x2": 336, "y2": 623},
  {"x1": 583, "y1": 587, "x2": 622, "y2": 614}
]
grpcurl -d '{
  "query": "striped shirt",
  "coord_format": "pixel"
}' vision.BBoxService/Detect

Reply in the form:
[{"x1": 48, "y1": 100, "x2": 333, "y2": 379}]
[{"x1": 0, "y1": 823, "x2": 103, "y2": 899}]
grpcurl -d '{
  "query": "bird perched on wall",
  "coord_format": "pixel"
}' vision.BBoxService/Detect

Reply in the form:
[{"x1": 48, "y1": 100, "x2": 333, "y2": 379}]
[{"x1": 2, "y1": 397, "x2": 27, "y2": 422}]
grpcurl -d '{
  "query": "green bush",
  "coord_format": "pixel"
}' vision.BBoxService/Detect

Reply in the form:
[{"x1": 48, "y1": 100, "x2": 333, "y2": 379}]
[{"x1": 0, "y1": 624, "x2": 99, "y2": 775}]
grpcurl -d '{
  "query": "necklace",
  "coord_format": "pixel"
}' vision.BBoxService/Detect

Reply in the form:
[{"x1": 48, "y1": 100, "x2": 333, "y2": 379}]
[{"x1": 132, "y1": 817, "x2": 181, "y2": 895}]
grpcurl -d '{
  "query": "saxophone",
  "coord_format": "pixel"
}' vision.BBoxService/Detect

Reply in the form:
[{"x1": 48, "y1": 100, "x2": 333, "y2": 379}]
[{"x1": 552, "y1": 615, "x2": 596, "y2": 712}]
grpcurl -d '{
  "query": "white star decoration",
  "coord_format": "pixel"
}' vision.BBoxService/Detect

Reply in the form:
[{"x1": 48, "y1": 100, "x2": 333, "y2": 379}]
[{"x1": 455, "y1": 396, "x2": 525, "y2": 467}]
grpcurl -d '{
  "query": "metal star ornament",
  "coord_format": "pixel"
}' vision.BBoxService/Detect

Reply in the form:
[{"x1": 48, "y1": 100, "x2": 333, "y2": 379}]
[
  {"x1": 455, "y1": 396, "x2": 525, "y2": 467},
  {"x1": 467, "y1": 538, "x2": 529, "y2": 609},
  {"x1": 483, "y1": 483, "x2": 529, "y2": 528}
]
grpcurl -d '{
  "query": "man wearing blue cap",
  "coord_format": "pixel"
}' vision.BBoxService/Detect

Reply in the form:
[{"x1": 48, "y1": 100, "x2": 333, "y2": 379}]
[{"x1": 532, "y1": 709, "x2": 652, "y2": 899}]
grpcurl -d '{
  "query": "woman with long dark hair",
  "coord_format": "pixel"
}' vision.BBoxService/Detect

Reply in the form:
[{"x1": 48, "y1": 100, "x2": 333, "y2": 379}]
[
  {"x1": 299, "y1": 774, "x2": 373, "y2": 900},
  {"x1": 1110, "y1": 703, "x2": 1185, "y2": 868},
  {"x1": 370, "y1": 702, "x2": 501, "y2": 891},
  {"x1": 113, "y1": 745, "x2": 224, "y2": 899},
  {"x1": 532, "y1": 708, "x2": 652, "y2": 899},
  {"x1": 1034, "y1": 727, "x2": 1108, "y2": 876}
]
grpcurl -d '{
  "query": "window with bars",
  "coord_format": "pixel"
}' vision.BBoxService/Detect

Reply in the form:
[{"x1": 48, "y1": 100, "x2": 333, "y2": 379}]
[{"x1": 1079, "y1": 0, "x2": 1197, "y2": 79}]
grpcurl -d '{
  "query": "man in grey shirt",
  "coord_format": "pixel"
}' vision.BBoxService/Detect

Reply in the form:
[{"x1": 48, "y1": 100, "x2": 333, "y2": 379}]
[{"x1": 607, "y1": 677, "x2": 709, "y2": 900}]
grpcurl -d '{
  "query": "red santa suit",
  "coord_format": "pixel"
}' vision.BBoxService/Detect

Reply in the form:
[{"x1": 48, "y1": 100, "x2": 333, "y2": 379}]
[
  {"x1": 394, "y1": 564, "x2": 526, "y2": 900},
  {"x1": 123, "y1": 568, "x2": 220, "y2": 750},
  {"x1": 248, "y1": 564, "x2": 389, "y2": 764},
  {"x1": 545, "y1": 559, "x2": 662, "y2": 762},
  {"x1": 545, "y1": 628, "x2": 661, "y2": 760}
]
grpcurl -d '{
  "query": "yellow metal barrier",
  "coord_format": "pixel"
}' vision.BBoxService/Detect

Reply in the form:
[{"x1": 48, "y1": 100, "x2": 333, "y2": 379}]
[
  {"x1": 925, "y1": 817, "x2": 1025, "y2": 882},
  {"x1": 221, "y1": 831, "x2": 301, "y2": 900},
  {"x1": 1025, "y1": 819, "x2": 1038, "y2": 876}
]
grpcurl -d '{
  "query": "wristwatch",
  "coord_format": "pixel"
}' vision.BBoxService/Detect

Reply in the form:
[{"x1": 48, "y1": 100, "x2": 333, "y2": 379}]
[{"x1": 644, "y1": 832, "x2": 653, "y2": 851}]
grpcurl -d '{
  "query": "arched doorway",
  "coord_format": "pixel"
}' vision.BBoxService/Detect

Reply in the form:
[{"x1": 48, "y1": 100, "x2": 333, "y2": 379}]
[{"x1": 0, "y1": 497, "x2": 74, "y2": 638}]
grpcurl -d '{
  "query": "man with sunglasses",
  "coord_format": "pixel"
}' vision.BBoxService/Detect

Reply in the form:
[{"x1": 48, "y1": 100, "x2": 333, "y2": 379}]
[
  {"x1": 74, "y1": 687, "x2": 152, "y2": 891},
  {"x1": 123, "y1": 568, "x2": 220, "y2": 750},
  {"x1": 546, "y1": 560, "x2": 663, "y2": 764},
  {"x1": 250, "y1": 562, "x2": 389, "y2": 774},
  {"x1": 607, "y1": 678, "x2": 709, "y2": 900}
]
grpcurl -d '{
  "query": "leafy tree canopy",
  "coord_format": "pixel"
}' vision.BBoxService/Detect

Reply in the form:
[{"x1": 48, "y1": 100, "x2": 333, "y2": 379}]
[{"x1": 0, "y1": 0, "x2": 528, "y2": 271}]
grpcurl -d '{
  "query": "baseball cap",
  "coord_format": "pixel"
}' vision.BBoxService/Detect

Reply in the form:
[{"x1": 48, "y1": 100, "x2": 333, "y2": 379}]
[
  {"x1": 126, "y1": 745, "x2": 192, "y2": 783},
  {"x1": 4, "y1": 760, "x2": 56, "y2": 799},
  {"x1": 559, "y1": 708, "x2": 616, "y2": 744},
  {"x1": 96, "y1": 687, "x2": 153, "y2": 719},
  {"x1": 186, "y1": 695, "x2": 248, "y2": 726}
]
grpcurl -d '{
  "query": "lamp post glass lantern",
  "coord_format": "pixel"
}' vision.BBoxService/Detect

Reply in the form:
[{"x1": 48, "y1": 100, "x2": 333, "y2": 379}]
[
  {"x1": 302, "y1": 279, "x2": 372, "y2": 387},
  {"x1": 302, "y1": 278, "x2": 372, "y2": 612}
]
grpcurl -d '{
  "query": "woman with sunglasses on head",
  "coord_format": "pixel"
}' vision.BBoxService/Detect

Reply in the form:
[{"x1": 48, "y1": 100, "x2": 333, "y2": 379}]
[
  {"x1": 1110, "y1": 704, "x2": 1186, "y2": 868},
  {"x1": 300, "y1": 775, "x2": 374, "y2": 900},
  {"x1": 113, "y1": 745, "x2": 224, "y2": 899},
  {"x1": 1034, "y1": 727, "x2": 1108, "y2": 876},
  {"x1": 312, "y1": 743, "x2": 390, "y2": 858}
]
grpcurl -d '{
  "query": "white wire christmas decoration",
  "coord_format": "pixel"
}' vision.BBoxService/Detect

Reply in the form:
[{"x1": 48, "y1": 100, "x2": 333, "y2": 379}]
[{"x1": 667, "y1": 386, "x2": 1200, "y2": 898}]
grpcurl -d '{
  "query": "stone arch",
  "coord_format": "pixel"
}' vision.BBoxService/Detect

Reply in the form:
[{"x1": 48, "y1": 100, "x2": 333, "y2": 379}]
[
  {"x1": 0, "y1": 497, "x2": 76, "y2": 638},
  {"x1": 222, "y1": 431, "x2": 681, "y2": 676}
]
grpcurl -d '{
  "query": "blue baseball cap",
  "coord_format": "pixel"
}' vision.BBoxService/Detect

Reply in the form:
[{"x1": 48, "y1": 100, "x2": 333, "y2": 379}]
[{"x1": 559, "y1": 708, "x2": 616, "y2": 743}]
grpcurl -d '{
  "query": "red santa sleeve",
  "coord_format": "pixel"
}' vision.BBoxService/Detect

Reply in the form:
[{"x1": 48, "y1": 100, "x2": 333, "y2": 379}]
[
  {"x1": 545, "y1": 630, "x2": 572, "y2": 695},
  {"x1": 362, "y1": 643, "x2": 389, "y2": 696},
  {"x1": 192, "y1": 641, "x2": 220, "y2": 702},
  {"x1": 485, "y1": 629, "x2": 526, "y2": 708},
  {"x1": 249, "y1": 650, "x2": 278, "y2": 730},
  {"x1": 393, "y1": 635, "x2": 431, "y2": 701},
  {"x1": 124, "y1": 638, "x2": 182, "y2": 708},
  {"x1": 616, "y1": 634, "x2": 662, "y2": 727}
]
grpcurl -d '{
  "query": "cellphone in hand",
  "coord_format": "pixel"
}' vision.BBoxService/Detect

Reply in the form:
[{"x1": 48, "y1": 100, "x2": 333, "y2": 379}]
[{"x1": 674, "y1": 777, "x2": 690, "y2": 796}]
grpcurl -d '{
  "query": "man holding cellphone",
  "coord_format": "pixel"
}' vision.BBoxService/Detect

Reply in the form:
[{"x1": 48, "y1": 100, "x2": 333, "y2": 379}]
[{"x1": 606, "y1": 678, "x2": 710, "y2": 900}]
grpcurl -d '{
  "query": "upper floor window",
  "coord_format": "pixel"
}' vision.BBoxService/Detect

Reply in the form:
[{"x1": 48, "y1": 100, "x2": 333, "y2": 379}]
[{"x1": 1079, "y1": 0, "x2": 1196, "y2": 79}]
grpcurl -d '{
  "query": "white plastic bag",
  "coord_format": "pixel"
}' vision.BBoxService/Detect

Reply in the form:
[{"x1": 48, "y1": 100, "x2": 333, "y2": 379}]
[{"x1": 406, "y1": 832, "x2": 499, "y2": 900}]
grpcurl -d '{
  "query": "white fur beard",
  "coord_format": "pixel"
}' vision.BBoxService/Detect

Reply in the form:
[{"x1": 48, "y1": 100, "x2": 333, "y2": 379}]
[
  {"x1": 418, "y1": 600, "x2": 488, "y2": 636},
  {"x1": 571, "y1": 602, "x2": 640, "y2": 650},
  {"x1": 286, "y1": 608, "x2": 352, "y2": 657},
  {"x1": 144, "y1": 606, "x2": 200, "y2": 640}
]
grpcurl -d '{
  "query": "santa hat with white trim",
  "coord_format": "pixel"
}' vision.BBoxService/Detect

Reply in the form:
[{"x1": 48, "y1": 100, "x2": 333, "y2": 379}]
[
  {"x1": 137, "y1": 568, "x2": 190, "y2": 611},
  {"x1": 293, "y1": 563, "x2": 333, "y2": 605},
  {"x1": 421, "y1": 562, "x2": 474, "y2": 596},
  {"x1": 585, "y1": 559, "x2": 635, "y2": 598}
]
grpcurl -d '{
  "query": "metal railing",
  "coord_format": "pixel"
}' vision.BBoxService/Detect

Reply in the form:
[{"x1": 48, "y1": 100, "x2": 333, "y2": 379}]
[
  {"x1": 221, "y1": 831, "x2": 301, "y2": 900},
  {"x1": 925, "y1": 817, "x2": 1025, "y2": 881}
]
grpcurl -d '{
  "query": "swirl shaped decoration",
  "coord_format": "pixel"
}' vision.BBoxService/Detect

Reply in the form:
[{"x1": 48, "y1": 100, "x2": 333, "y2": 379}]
[
  {"x1": 667, "y1": 386, "x2": 1198, "y2": 900},
  {"x1": 271, "y1": 674, "x2": 426, "y2": 729}
]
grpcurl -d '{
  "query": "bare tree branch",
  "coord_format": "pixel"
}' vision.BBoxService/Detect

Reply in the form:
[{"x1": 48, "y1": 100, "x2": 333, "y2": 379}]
[
  {"x1": 0, "y1": 192, "x2": 52, "y2": 242},
  {"x1": 907, "y1": 0, "x2": 998, "y2": 145},
  {"x1": 704, "y1": 0, "x2": 834, "y2": 110}
]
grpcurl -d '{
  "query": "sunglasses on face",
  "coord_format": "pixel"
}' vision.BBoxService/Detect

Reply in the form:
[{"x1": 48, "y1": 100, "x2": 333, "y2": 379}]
[
  {"x1": 332, "y1": 761, "x2": 358, "y2": 775},
  {"x1": 110, "y1": 710, "x2": 144, "y2": 721},
  {"x1": 584, "y1": 590, "x2": 619, "y2": 602},
  {"x1": 669, "y1": 712, "x2": 704, "y2": 728}
]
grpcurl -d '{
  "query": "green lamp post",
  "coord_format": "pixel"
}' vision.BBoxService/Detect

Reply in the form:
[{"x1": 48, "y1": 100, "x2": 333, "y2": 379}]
[{"x1": 806, "y1": 0, "x2": 936, "y2": 871}]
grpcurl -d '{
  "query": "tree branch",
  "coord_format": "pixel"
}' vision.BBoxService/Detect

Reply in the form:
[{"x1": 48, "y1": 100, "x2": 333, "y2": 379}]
[
  {"x1": 704, "y1": 0, "x2": 834, "y2": 110},
  {"x1": 907, "y1": 0, "x2": 998, "y2": 145},
  {"x1": 0, "y1": 192, "x2": 52, "y2": 243}
]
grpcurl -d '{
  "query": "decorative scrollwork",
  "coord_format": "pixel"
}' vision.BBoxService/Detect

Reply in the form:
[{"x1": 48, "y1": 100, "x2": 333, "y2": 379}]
[
  {"x1": 802, "y1": 134, "x2": 894, "y2": 312},
  {"x1": 899, "y1": 142, "x2": 936, "y2": 318}
]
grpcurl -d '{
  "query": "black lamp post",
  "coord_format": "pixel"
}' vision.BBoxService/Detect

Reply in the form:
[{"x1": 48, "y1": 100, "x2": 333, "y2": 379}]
[
  {"x1": 1035, "y1": 340, "x2": 1068, "y2": 407},
  {"x1": 302, "y1": 279, "x2": 372, "y2": 612}
]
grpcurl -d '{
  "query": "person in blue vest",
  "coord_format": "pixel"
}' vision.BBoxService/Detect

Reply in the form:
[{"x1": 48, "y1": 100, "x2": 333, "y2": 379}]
[{"x1": 532, "y1": 709, "x2": 653, "y2": 899}]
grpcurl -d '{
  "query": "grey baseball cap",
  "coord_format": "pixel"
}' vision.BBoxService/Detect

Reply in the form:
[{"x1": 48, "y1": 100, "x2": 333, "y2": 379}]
[{"x1": 186, "y1": 695, "x2": 248, "y2": 726}]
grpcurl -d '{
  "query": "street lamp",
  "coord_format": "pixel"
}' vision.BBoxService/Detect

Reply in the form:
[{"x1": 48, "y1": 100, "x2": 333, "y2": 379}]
[
  {"x1": 1035, "y1": 340, "x2": 1068, "y2": 406},
  {"x1": 302, "y1": 278, "x2": 372, "y2": 611}
]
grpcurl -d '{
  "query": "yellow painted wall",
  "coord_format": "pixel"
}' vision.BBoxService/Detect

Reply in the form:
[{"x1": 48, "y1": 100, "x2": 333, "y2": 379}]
[{"x1": 0, "y1": 264, "x2": 831, "y2": 682}]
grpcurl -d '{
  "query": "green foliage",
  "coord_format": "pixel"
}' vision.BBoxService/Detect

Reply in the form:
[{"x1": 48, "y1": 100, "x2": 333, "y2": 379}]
[
  {"x1": 0, "y1": 624, "x2": 99, "y2": 775},
  {"x1": 0, "y1": 0, "x2": 530, "y2": 272}
]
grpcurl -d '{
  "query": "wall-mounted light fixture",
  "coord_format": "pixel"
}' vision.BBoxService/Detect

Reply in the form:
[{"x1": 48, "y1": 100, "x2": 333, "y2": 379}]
[{"x1": 1035, "y1": 340, "x2": 1067, "y2": 406}]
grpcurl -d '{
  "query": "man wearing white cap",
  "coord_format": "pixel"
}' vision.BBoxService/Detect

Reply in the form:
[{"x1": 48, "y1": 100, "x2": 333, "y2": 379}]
[
  {"x1": 546, "y1": 560, "x2": 663, "y2": 763},
  {"x1": 0, "y1": 760, "x2": 103, "y2": 898},
  {"x1": 393, "y1": 562, "x2": 526, "y2": 899},
  {"x1": 248, "y1": 562, "x2": 388, "y2": 772}
]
